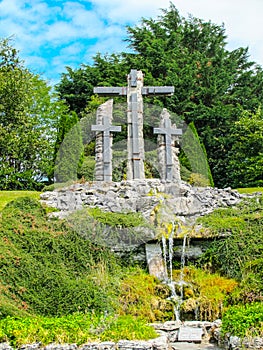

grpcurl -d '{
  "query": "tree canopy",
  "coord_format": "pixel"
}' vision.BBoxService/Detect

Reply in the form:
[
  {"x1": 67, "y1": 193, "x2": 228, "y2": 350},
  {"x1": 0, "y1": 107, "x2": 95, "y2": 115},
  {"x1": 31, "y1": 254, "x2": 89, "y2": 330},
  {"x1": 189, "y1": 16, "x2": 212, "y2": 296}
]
[{"x1": 0, "y1": 38, "x2": 70, "y2": 189}]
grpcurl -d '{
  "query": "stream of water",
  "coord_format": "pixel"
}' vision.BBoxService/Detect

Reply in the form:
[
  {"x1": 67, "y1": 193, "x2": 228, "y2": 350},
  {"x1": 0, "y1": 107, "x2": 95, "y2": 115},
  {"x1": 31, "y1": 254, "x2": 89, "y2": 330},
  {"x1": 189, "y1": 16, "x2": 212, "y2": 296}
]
[{"x1": 162, "y1": 231, "x2": 188, "y2": 321}]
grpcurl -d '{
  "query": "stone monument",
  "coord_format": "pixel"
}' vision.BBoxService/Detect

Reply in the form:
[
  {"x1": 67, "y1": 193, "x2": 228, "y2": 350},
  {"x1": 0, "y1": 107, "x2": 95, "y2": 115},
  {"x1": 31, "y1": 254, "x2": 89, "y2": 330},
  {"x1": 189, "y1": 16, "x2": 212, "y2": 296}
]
[
  {"x1": 91, "y1": 99, "x2": 121, "y2": 181},
  {"x1": 154, "y1": 109, "x2": 182, "y2": 182},
  {"x1": 94, "y1": 69, "x2": 174, "y2": 180}
]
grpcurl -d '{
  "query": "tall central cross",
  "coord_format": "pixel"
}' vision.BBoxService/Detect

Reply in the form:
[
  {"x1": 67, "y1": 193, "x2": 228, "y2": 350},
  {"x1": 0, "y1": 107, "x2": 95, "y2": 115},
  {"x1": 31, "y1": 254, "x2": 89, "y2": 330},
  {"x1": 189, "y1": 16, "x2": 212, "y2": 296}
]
[{"x1": 94, "y1": 69, "x2": 174, "y2": 180}]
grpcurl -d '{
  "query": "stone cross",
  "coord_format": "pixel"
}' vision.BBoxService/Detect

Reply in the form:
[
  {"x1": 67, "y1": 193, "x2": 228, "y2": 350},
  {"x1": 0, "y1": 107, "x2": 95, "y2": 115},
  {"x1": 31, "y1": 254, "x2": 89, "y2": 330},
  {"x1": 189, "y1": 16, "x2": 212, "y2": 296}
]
[
  {"x1": 94, "y1": 69, "x2": 174, "y2": 180},
  {"x1": 154, "y1": 109, "x2": 182, "y2": 182},
  {"x1": 91, "y1": 99, "x2": 121, "y2": 181}
]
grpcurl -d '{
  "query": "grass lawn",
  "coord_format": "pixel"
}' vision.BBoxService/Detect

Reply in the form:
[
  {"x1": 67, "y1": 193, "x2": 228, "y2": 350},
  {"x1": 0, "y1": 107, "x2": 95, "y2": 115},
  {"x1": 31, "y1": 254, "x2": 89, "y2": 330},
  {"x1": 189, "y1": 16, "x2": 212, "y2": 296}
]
[
  {"x1": 0, "y1": 191, "x2": 41, "y2": 211},
  {"x1": 236, "y1": 187, "x2": 263, "y2": 194}
]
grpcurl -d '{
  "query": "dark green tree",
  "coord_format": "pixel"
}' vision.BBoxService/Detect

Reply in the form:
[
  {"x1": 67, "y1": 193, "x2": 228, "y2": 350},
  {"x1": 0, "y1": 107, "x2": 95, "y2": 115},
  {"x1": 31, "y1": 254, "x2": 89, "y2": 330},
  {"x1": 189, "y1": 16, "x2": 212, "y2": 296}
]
[
  {"x1": 0, "y1": 38, "x2": 67, "y2": 189},
  {"x1": 54, "y1": 112, "x2": 84, "y2": 183},
  {"x1": 55, "y1": 4, "x2": 263, "y2": 187},
  {"x1": 124, "y1": 5, "x2": 263, "y2": 187},
  {"x1": 56, "y1": 66, "x2": 100, "y2": 116},
  {"x1": 226, "y1": 107, "x2": 263, "y2": 188}
]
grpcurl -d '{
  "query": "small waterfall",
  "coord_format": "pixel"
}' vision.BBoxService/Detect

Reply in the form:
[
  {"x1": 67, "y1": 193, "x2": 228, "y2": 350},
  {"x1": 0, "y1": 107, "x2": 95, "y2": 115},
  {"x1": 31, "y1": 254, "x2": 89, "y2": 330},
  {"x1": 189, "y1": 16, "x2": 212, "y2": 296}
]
[
  {"x1": 161, "y1": 231, "x2": 189, "y2": 322},
  {"x1": 179, "y1": 234, "x2": 187, "y2": 301},
  {"x1": 168, "y1": 227, "x2": 174, "y2": 282},
  {"x1": 161, "y1": 222, "x2": 181, "y2": 321},
  {"x1": 161, "y1": 235, "x2": 167, "y2": 279}
]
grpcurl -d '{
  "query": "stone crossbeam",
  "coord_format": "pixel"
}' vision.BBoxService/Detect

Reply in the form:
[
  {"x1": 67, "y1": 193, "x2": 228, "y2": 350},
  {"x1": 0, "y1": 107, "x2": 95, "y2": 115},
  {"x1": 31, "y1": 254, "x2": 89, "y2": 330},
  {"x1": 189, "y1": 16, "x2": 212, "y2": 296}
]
[{"x1": 94, "y1": 86, "x2": 174, "y2": 96}]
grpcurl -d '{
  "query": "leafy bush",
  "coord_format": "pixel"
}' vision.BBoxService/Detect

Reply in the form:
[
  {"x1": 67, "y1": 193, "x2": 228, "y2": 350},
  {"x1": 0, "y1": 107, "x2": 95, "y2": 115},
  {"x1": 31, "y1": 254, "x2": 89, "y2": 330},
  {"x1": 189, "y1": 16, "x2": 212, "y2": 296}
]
[
  {"x1": 222, "y1": 302, "x2": 263, "y2": 338},
  {"x1": 0, "y1": 314, "x2": 157, "y2": 347},
  {"x1": 78, "y1": 156, "x2": 95, "y2": 181},
  {"x1": 188, "y1": 173, "x2": 211, "y2": 187},
  {"x1": 100, "y1": 315, "x2": 157, "y2": 341},
  {"x1": 0, "y1": 313, "x2": 104, "y2": 346},
  {"x1": 0, "y1": 197, "x2": 121, "y2": 318},
  {"x1": 198, "y1": 197, "x2": 263, "y2": 283}
]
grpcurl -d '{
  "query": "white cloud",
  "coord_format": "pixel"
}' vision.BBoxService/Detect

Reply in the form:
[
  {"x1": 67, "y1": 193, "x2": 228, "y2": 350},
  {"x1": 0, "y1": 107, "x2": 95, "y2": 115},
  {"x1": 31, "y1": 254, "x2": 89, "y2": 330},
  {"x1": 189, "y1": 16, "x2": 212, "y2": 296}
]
[
  {"x1": 0, "y1": 0, "x2": 262, "y2": 82},
  {"x1": 90, "y1": 0, "x2": 171, "y2": 24},
  {"x1": 172, "y1": 0, "x2": 263, "y2": 63}
]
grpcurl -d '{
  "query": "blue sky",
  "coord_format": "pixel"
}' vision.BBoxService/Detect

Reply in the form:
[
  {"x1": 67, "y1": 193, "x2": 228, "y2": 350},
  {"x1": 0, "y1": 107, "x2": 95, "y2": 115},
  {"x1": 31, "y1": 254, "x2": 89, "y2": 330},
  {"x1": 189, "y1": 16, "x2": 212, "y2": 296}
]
[{"x1": 0, "y1": 0, "x2": 262, "y2": 85}]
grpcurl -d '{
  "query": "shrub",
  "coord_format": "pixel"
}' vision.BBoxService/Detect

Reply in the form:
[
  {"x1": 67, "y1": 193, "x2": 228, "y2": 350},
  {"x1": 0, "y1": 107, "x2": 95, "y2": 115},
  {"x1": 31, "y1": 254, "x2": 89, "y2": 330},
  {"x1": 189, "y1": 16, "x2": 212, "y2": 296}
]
[
  {"x1": 198, "y1": 196, "x2": 263, "y2": 281},
  {"x1": 222, "y1": 302, "x2": 263, "y2": 338},
  {"x1": 78, "y1": 156, "x2": 95, "y2": 181},
  {"x1": 188, "y1": 173, "x2": 211, "y2": 187},
  {"x1": 0, "y1": 197, "x2": 121, "y2": 318},
  {"x1": 100, "y1": 315, "x2": 157, "y2": 341},
  {"x1": 118, "y1": 269, "x2": 173, "y2": 322}
]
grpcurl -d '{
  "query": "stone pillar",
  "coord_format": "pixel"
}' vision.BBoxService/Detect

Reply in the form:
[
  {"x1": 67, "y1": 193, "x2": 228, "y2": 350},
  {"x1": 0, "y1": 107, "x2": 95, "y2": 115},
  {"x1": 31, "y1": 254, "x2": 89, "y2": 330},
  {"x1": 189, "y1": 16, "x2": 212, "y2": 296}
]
[
  {"x1": 94, "y1": 101, "x2": 107, "y2": 181},
  {"x1": 127, "y1": 70, "x2": 145, "y2": 180},
  {"x1": 92, "y1": 99, "x2": 121, "y2": 181}
]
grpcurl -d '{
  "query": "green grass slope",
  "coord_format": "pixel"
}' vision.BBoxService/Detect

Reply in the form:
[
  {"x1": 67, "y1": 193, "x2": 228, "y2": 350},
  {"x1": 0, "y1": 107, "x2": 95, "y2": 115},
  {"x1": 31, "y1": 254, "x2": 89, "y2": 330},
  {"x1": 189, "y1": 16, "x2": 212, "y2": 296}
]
[{"x1": 0, "y1": 191, "x2": 41, "y2": 212}]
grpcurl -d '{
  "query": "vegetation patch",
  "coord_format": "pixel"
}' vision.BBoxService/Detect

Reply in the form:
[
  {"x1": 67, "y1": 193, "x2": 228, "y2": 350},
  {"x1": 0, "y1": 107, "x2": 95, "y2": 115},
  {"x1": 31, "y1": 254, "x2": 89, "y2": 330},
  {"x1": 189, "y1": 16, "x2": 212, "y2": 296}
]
[
  {"x1": 118, "y1": 269, "x2": 173, "y2": 322},
  {"x1": 0, "y1": 191, "x2": 41, "y2": 212},
  {"x1": 0, "y1": 314, "x2": 158, "y2": 347},
  {"x1": 222, "y1": 302, "x2": 263, "y2": 338},
  {"x1": 172, "y1": 267, "x2": 238, "y2": 321},
  {"x1": 0, "y1": 197, "x2": 121, "y2": 318},
  {"x1": 236, "y1": 187, "x2": 263, "y2": 194},
  {"x1": 87, "y1": 207, "x2": 147, "y2": 228},
  {"x1": 100, "y1": 315, "x2": 158, "y2": 342}
]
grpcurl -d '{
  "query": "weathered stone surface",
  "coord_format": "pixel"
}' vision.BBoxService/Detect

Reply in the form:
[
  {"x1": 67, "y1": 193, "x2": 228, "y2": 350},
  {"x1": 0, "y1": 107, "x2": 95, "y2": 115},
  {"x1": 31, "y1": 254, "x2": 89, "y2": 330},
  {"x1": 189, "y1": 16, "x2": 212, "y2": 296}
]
[
  {"x1": 44, "y1": 344, "x2": 77, "y2": 350},
  {"x1": 150, "y1": 321, "x2": 181, "y2": 332},
  {"x1": 40, "y1": 179, "x2": 248, "y2": 268},
  {"x1": 92, "y1": 99, "x2": 121, "y2": 182},
  {"x1": 154, "y1": 109, "x2": 181, "y2": 183},
  {"x1": 150, "y1": 335, "x2": 168, "y2": 350},
  {"x1": 94, "y1": 70, "x2": 174, "y2": 181},
  {"x1": 0, "y1": 343, "x2": 13, "y2": 350},
  {"x1": 145, "y1": 243, "x2": 168, "y2": 281},
  {"x1": 80, "y1": 342, "x2": 115, "y2": 350},
  {"x1": 41, "y1": 180, "x2": 243, "y2": 224},
  {"x1": 222, "y1": 335, "x2": 263, "y2": 350},
  {"x1": 20, "y1": 344, "x2": 42, "y2": 350}
]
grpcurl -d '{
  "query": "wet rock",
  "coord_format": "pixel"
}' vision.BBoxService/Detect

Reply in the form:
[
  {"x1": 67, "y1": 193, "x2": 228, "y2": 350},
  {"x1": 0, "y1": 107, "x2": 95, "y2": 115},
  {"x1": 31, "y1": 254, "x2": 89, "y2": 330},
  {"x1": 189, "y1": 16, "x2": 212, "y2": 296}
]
[{"x1": 0, "y1": 343, "x2": 13, "y2": 350}]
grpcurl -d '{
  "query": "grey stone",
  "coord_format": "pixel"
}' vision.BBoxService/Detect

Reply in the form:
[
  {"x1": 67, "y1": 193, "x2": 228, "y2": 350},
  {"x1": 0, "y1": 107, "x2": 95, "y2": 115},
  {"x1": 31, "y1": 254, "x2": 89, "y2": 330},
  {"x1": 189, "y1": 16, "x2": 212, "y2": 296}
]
[
  {"x1": 178, "y1": 326, "x2": 203, "y2": 342},
  {"x1": 117, "y1": 340, "x2": 152, "y2": 349},
  {"x1": 150, "y1": 321, "x2": 181, "y2": 332},
  {"x1": 145, "y1": 243, "x2": 168, "y2": 281},
  {"x1": 92, "y1": 99, "x2": 121, "y2": 182},
  {"x1": 0, "y1": 343, "x2": 13, "y2": 350},
  {"x1": 41, "y1": 179, "x2": 249, "y2": 227},
  {"x1": 20, "y1": 343, "x2": 42, "y2": 350},
  {"x1": 150, "y1": 335, "x2": 168, "y2": 350},
  {"x1": 228, "y1": 336, "x2": 241, "y2": 349}
]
